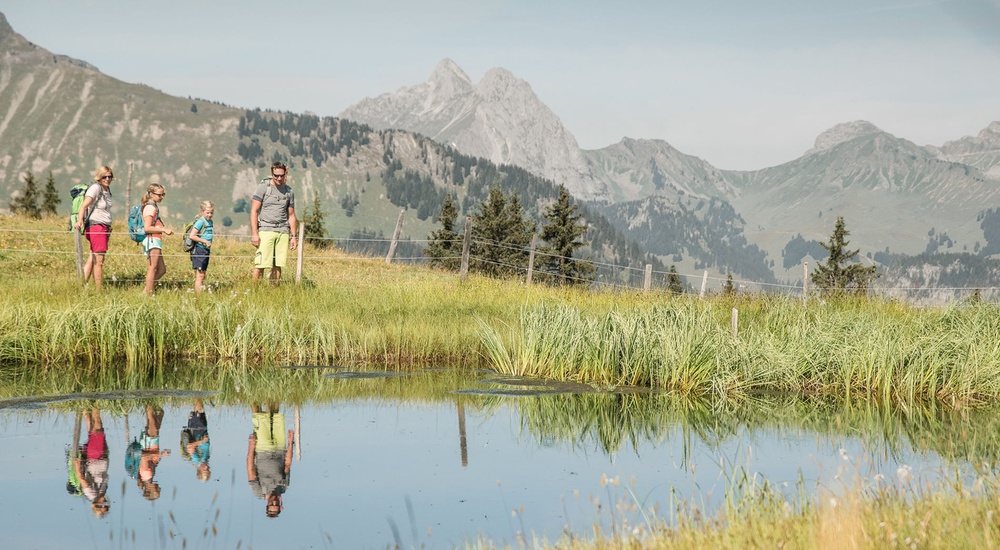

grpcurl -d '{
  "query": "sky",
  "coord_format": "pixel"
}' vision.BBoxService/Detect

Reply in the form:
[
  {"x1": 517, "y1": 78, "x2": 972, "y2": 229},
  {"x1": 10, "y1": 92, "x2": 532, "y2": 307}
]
[{"x1": 4, "y1": 0, "x2": 999, "y2": 170}]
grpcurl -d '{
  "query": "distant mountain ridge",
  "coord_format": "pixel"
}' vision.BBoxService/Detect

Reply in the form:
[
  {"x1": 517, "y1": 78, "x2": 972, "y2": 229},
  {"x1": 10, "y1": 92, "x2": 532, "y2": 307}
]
[
  {"x1": 341, "y1": 59, "x2": 607, "y2": 200},
  {"x1": 341, "y1": 59, "x2": 1000, "y2": 282}
]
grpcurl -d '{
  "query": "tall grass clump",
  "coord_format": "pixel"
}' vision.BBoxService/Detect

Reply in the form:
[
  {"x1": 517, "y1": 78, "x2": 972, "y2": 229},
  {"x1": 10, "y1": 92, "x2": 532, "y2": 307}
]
[{"x1": 481, "y1": 296, "x2": 1000, "y2": 405}]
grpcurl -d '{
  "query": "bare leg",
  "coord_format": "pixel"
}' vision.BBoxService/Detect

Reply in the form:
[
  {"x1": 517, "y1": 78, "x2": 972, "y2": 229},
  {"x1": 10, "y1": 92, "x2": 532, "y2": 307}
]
[
  {"x1": 144, "y1": 249, "x2": 163, "y2": 295},
  {"x1": 194, "y1": 270, "x2": 206, "y2": 292},
  {"x1": 253, "y1": 268, "x2": 264, "y2": 282},
  {"x1": 270, "y1": 267, "x2": 282, "y2": 284},
  {"x1": 92, "y1": 253, "x2": 105, "y2": 290}
]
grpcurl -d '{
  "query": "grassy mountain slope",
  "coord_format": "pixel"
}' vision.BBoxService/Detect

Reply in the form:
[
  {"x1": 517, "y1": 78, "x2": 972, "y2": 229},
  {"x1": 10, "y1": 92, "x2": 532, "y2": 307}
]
[{"x1": 0, "y1": 13, "x2": 659, "y2": 283}]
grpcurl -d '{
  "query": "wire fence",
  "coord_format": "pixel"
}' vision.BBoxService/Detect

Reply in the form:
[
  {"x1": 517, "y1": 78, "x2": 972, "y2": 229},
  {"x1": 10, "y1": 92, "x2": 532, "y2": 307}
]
[{"x1": 2, "y1": 226, "x2": 998, "y2": 304}]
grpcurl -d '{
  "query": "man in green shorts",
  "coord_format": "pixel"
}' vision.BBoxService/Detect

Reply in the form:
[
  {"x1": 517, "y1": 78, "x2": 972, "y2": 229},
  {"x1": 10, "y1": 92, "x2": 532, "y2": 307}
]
[{"x1": 250, "y1": 162, "x2": 298, "y2": 283}]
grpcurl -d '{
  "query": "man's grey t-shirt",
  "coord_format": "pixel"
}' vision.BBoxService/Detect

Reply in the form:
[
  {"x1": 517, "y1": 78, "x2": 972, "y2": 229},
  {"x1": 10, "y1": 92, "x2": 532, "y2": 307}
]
[{"x1": 253, "y1": 181, "x2": 295, "y2": 233}]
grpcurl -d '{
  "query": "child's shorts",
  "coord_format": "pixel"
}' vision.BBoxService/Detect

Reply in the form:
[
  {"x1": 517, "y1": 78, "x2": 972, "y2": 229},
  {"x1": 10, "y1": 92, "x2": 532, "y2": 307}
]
[{"x1": 191, "y1": 247, "x2": 211, "y2": 271}]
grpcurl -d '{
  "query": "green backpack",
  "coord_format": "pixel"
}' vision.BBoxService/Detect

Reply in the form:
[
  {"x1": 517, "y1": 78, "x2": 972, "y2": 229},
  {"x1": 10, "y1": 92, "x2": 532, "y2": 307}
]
[
  {"x1": 182, "y1": 217, "x2": 202, "y2": 252},
  {"x1": 68, "y1": 183, "x2": 91, "y2": 233}
]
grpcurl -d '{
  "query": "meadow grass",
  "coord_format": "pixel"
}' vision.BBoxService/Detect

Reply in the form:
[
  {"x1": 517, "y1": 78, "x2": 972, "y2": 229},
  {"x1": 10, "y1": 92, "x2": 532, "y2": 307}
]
[{"x1": 6, "y1": 215, "x2": 1000, "y2": 407}]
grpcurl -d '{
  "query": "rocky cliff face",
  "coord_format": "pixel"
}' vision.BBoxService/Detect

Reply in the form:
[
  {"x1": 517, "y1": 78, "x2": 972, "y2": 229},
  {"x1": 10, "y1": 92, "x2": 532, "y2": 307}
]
[{"x1": 341, "y1": 59, "x2": 608, "y2": 200}]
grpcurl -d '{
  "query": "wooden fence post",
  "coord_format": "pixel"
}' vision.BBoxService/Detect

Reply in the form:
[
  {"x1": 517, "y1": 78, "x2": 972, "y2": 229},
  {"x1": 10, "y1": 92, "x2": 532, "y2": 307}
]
[
  {"x1": 643, "y1": 264, "x2": 652, "y2": 293},
  {"x1": 459, "y1": 216, "x2": 472, "y2": 283},
  {"x1": 295, "y1": 221, "x2": 305, "y2": 284},
  {"x1": 385, "y1": 209, "x2": 405, "y2": 264},
  {"x1": 700, "y1": 270, "x2": 708, "y2": 297},
  {"x1": 74, "y1": 230, "x2": 84, "y2": 280},
  {"x1": 526, "y1": 235, "x2": 536, "y2": 285},
  {"x1": 731, "y1": 308, "x2": 739, "y2": 337},
  {"x1": 803, "y1": 261, "x2": 808, "y2": 302},
  {"x1": 125, "y1": 162, "x2": 133, "y2": 213}
]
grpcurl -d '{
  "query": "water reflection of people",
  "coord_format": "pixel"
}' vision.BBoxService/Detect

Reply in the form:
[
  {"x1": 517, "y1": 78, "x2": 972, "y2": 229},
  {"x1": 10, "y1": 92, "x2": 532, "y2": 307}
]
[
  {"x1": 180, "y1": 399, "x2": 211, "y2": 482},
  {"x1": 138, "y1": 405, "x2": 170, "y2": 500},
  {"x1": 70, "y1": 409, "x2": 111, "y2": 517},
  {"x1": 247, "y1": 404, "x2": 294, "y2": 517}
]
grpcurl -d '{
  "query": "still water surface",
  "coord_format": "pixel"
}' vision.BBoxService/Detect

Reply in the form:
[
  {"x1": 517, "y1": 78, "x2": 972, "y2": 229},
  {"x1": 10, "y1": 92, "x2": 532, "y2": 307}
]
[{"x1": 0, "y1": 367, "x2": 988, "y2": 549}]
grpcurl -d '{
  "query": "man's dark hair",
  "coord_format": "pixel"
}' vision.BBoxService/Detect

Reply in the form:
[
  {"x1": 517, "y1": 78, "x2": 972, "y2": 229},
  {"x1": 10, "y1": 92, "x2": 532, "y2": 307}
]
[{"x1": 271, "y1": 162, "x2": 287, "y2": 175}]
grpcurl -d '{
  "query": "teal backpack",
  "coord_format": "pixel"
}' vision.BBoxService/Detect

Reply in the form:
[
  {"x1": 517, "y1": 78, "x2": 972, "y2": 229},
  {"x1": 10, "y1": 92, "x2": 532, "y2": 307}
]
[
  {"x1": 124, "y1": 439, "x2": 142, "y2": 479},
  {"x1": 127, "y1": 203, "x2": 158, "y2": 244}
]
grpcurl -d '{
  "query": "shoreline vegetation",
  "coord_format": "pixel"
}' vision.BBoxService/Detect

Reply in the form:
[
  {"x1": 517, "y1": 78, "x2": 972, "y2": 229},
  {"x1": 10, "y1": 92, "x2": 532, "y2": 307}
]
[
  {"x1": 5, "y1": 216, "x2": 1000, "y2": 548},
  {"x1": 4, "y1": 215, "x2": 1000, "y2": 407}
]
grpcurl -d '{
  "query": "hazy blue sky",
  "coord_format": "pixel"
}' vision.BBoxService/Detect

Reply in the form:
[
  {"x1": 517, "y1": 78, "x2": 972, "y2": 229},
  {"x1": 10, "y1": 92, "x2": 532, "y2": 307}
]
[{"x1": 4, "y1": 0, "x2": 999, "y2": 170}]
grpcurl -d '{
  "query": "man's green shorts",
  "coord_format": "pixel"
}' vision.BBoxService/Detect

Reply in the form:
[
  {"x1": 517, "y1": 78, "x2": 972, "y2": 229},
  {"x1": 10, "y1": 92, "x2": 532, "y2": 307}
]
[{"x1": 254, "y1": 231, "x2": 289, "y2": 269}]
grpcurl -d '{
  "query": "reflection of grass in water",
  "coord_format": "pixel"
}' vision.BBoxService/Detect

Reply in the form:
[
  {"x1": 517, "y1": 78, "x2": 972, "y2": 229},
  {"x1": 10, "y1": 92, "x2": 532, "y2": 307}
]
[
  {"x1": 492, "y1": 391, "x2": 1000, "y2": 467},
  {"x1": 9, "y1": 362, "x2": 1000, "y2": 468},
  {"x1": 481, "y1": 299, "x2": 1000, "y2": 405}
]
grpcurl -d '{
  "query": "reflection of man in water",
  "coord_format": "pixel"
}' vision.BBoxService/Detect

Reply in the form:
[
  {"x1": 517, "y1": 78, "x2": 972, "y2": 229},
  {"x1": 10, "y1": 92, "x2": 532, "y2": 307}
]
[
  {"x1": 246, "y1": 404, "x2": 294, "y2": 518},
  {"x1": 180, "y1": 399, "x2": 211, "y2": 482},
  {"x1": 70, "y1": 409, "x2": 111, "y2": 518},
  {"x1": 138, "y1": 405, "x2": 170, "y2": 500}
]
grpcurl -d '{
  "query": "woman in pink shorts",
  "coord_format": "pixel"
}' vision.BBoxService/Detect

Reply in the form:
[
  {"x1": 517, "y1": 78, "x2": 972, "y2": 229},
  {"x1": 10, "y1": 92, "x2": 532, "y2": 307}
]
[{"x1": 73, "y1": 166, "x2": 115, "y2": 290}]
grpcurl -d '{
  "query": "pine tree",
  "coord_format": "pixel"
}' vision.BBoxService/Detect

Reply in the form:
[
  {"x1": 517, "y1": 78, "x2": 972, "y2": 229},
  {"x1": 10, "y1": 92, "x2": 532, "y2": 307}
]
[
  {"x1": 667, "y1": 265, "x2": 685, "y2": 295},
  {"x1": 470, "y1": 186, "x2": 535, "y2": 278},
  {"x1": 538, "y1": 185, "x2": 594, "y2": 285},
  {"x1": 302, "y1": 194, "x2": 328, "y2": 248},
  {"x1": 722, "y1": 272, "x2": 735, "y2": 296},
  {"x1": 10, "y1": 171, "x2": 41, "y2": 219},
  {"x1": 811, "y1": 216, "x2": 878, "y2": 295},
  {"x1": 424, "y1": 194, "x2": 460, "y2": 270},
  {"x1": 41, "y1": 171, "x2": 60, "y2": 217}
]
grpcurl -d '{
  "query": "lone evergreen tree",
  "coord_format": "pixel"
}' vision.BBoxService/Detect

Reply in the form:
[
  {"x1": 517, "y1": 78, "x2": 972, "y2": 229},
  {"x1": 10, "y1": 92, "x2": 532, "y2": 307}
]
[
  {"x1": 667, "y1": 265, "x2": 685, "y2": 295},
  {"x1": 424, "y1": 194, "x2": 460, "y2": 270},
  {"x1": 470, "y1": 186, "x2": 535, "y2": 278},
  {"x1": 538, "y1": 185, "x2": 595, "y2": 285},
  {"x1": 10, "y1": 171, "x2": 41, "y2": 219},
  {"x1": 811, "y1": 216, "x2": 878, "y2": 295},
  {"x1": 41, "y1": 171, "x2": 60, "y2": 217},
  {"x1": 722, "y1": 272, "x2": 735, "y2": 296},
  {"x1": 302, "y1": 194, "x2": 328, "y2": 248}
]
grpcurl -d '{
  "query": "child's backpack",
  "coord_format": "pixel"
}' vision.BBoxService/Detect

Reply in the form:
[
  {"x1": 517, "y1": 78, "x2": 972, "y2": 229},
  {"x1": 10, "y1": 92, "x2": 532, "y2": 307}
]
[
  {"x1": 69, "y1": 183, "x2": 91, "y2": 233},
  {"x1": 127, "y1": 203, "x2": 159, "y2": 244},
  {"x1": 182, "y1": 217, "x2": 201, "y2": 253},
  {"x1": 124, "y1": 439, "x2": 143, "y2": 479}
]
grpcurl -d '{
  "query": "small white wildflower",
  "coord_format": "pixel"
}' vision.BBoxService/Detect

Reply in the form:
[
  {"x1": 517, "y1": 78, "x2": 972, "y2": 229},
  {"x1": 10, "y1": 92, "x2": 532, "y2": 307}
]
[
  {"x1": 897, "y1": 464, "x2": 912, "y2": 483},
  {"x1": 839, "y1": 448, "x2": 850, "y2": 461},
  {"x1": 829, "y1": 497, "x2": 837, "y2": 508},
  {"x1": 111, "y1": 274, "x2": 117, "y2": 282},
  {"x1": 234, "y1": 325, "x2": 242, "y2": 336},
  {"x1": 186, "y1": 288, "x2": 194, "y2": 294},
  {"x1": 874, "y1": 474, "x2": 885, "y2": 483}
]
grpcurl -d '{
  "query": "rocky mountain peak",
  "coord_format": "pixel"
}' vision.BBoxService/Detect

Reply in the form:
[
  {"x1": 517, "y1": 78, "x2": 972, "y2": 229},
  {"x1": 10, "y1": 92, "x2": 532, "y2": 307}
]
[
  {"x1": 427, "y1": 58, "x2": 472, "y2": 95},
  {"x1": 808, "y1": 120, "x2": 883, "y2": 154},
  {"x1": 980, "y1": 121, "x2": 1000, "y2": 143}
]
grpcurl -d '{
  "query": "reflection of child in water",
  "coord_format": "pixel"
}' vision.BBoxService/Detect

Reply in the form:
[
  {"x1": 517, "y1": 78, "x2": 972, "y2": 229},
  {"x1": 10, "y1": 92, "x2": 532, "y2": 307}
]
[
  {"x1": 180, "y1": 399, "x2": 211, "y2": 482},
  {"x1": 71, "y1": 409, "x2": 111, "y2": 518},
  {"x1": 247, "y1": 404, "x2": 294, "y2": 518},
  {"x1": 138, "y1": 405, "x2": 170, "y2": 500}
]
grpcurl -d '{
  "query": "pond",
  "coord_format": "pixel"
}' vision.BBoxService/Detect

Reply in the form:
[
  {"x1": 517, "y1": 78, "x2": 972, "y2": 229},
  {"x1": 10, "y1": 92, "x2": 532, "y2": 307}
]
[{"x1": 0, "y1": 366, "x2": 996, "y2": 549}]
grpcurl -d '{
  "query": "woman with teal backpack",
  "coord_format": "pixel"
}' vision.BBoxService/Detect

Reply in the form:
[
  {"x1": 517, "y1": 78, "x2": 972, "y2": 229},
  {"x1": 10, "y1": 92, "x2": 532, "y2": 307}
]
[{"x1": 141, "y1": 183, "x2": 173, "y2": 295}]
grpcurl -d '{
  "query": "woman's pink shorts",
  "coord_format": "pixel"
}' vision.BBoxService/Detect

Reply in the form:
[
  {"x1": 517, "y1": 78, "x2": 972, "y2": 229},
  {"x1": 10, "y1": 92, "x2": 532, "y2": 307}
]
[{"x1": 84, "y1": 224, "x2": 111, "y2": 253}]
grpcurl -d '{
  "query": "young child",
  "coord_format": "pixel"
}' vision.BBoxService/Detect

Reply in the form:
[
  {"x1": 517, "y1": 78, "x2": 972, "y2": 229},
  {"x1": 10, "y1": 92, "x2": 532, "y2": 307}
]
[
  {"x1": 142, "y1": 183, "x2": 173, "y2": 295},
  {"x1": 188, "y1": 201, "x2": 214, "y2": 292}
]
